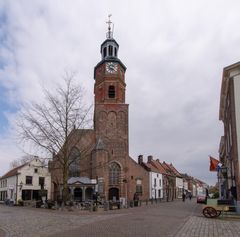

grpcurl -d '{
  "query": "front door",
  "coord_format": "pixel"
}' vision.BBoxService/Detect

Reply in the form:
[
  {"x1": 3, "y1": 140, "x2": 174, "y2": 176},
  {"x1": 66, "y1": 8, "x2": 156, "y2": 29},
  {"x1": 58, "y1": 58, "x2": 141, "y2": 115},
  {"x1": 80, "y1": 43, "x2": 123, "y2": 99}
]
[
  {"x1": 108, "y1": 188, "x2": 119, "y2": 201},
  {"x1": 74, "y1": 188, "x2": 82, "y2": 201}
]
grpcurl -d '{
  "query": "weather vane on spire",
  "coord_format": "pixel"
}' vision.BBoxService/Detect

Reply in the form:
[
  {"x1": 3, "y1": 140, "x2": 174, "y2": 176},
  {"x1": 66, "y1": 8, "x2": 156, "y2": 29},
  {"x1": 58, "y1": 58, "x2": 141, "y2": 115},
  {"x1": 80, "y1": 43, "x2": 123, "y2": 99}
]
[{"x1": 106, "y1": 14, "x2": 113, "y2": 39}]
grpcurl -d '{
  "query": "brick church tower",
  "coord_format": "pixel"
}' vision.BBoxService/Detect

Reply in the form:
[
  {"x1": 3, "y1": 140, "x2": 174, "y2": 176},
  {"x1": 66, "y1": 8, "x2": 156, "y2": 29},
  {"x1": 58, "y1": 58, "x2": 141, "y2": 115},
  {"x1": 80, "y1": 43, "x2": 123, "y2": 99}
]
[
  {"x1": 92, "y1": 17, "x2": 129, "y2": 200},
  {"x1": 50, "y1": 17, "x2": 149, "y2": 203}
]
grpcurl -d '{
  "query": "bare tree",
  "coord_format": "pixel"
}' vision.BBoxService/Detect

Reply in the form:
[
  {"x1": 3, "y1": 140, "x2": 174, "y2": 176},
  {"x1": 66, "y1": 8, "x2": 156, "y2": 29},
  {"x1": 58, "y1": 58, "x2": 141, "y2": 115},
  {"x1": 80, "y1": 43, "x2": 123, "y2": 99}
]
[
  {"x1": 17, "y1": 73, "x2": 92, "y2": 202},
  {"x1": 9, "y1": 155, "x2": 47, "y2": 169}
]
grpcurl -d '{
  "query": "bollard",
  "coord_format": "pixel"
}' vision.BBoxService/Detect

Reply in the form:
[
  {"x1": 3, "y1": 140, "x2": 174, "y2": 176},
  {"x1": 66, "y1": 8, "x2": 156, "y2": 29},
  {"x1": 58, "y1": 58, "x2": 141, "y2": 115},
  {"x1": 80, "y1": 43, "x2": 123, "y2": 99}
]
[
  {"x1": 104, "y1": 201, "x2": 109, "y2": 211},
  {"x1": 89, "y1": 202, "x2": 93, "y2": 212}
]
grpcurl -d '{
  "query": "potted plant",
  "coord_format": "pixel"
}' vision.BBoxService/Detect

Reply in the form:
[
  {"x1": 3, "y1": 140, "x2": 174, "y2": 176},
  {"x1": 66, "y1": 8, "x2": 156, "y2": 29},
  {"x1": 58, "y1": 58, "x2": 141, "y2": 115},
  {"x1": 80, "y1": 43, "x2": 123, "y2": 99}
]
[{"x1": 18, "y1": 199, "x2": 24, "y2": 206}]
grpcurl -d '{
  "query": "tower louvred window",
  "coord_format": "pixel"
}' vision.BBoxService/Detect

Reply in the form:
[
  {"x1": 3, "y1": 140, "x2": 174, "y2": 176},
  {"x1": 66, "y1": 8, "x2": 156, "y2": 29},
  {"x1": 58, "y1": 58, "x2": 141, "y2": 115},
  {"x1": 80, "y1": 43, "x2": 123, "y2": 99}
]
[
  {"x1": 108, "y1": 85, "x2": 115, "y2": 98},
  {"x1": 103, "y1": 47, "x2": 107, "y2": 58},
  {"x1": 109, "y1": 45, "x2": 113, "y2": 56}
]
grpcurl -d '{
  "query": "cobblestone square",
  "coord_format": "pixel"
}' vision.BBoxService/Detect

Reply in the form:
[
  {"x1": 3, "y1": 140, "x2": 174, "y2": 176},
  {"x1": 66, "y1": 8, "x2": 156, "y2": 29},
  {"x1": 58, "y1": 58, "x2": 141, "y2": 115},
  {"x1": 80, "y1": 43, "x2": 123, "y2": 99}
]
[{"x1": 1, "y1": 201, "x2": 240, "y2": 237}]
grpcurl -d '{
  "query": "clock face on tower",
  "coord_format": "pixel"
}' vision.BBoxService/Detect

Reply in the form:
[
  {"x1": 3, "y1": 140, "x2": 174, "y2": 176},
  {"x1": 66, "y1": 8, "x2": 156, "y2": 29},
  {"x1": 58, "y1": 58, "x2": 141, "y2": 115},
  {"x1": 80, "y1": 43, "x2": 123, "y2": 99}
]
[{"x1": 106, "y1": 62, "x2": 118, "y2": 74}]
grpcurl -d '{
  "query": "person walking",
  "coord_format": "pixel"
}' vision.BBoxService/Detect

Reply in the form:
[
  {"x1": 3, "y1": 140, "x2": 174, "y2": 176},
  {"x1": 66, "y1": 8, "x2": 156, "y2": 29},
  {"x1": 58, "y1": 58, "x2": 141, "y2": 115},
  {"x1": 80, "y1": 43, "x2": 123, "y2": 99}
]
[
  {"x1": 182, "y1": 192, "x2": 186, "y2": 202},
  {"x1": 189, "y1": 193, "x2": 192, "y2": 201}
]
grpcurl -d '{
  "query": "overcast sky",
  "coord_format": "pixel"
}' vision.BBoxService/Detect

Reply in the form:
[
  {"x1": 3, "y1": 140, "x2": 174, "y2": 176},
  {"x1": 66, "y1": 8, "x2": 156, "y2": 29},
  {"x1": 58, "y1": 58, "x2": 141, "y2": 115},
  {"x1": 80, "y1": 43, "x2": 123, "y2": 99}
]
[{"x1": 0, "y1": 0, "x2": 239, "y2": 185}]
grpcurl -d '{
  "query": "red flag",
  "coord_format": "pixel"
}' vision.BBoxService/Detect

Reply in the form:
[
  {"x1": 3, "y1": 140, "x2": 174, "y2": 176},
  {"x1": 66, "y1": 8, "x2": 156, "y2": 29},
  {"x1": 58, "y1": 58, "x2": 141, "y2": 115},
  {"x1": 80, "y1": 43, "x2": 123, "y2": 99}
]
[{"x1": 209, "y1": 156, "x2": 220, "y2": 172}]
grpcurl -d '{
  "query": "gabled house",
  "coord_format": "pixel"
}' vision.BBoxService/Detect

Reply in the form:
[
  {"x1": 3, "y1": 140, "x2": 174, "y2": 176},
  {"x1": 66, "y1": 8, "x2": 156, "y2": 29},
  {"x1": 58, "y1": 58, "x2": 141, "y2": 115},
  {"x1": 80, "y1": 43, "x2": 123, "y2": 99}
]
[
  {"x1": 146, "y1": 158, "x2": 174, "y2": 201},
  {"x1": 168, "y1": 163, "x2": 183, "y2": 199},
  {"x1": 138, "y1": 155, "x2": 163, "y2": 199},
  {"x1": 0, "y1": 158, "x2": 51, "y2": 204},
  {"x1": 161, "y1": 161, "x2": 177, "y2": 201}
]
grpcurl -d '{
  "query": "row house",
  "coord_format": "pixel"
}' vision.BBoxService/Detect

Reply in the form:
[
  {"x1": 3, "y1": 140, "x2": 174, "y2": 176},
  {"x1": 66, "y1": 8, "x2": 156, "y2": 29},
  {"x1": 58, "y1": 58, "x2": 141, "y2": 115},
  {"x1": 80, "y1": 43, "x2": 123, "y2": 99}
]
[
  {"x1": 194, "y1": 178, "x2": 208, "y2": 196},
  {"x1": 139, "y1": 155, "x2": 184, "y2": 201},
  {"x1": 168, "y1": 163, "x2": 183, "y2": 199},
  {"x1": 138, "y1": 155, "x2": 163, "y2": 199},
  {"x1": 161, "y1": 162, "x2": 178, "y2": 201},
  {"x1": 147, "y1": 158, "x2": 170, "y2": 201},
  {"x1": 181, "y1": 173, "x2": 201, "y2": 197},
  {"x1": 0, "y1": 158, "x2": 51, "y2": 204}
]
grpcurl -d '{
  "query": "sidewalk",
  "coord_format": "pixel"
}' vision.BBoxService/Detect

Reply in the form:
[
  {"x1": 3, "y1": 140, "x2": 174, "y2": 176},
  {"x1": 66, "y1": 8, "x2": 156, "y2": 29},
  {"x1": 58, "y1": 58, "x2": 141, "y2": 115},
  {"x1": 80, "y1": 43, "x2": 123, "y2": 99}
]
[
  {"x1": 173, "y1": 215, "x2": 240, "y2": 237},
  {"x1": 0, "y1": 229, "x2": 6, "y2": 237}
]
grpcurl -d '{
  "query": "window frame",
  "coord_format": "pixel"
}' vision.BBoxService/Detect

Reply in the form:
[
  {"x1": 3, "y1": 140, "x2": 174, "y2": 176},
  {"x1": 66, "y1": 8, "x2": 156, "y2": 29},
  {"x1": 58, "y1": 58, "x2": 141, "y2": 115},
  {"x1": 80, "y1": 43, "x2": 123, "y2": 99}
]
[{"x1": 26, "y1": 176, "x2": 33, "y2": 185}]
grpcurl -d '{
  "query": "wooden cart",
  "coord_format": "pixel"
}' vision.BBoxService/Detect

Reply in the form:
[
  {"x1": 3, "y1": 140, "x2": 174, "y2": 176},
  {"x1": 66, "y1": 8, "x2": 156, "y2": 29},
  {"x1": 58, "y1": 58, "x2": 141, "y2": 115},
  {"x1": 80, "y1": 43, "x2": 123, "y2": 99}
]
[
  {"x1": 202, "y1": 205, "x2": 229, "y2": 218},
  {"x1": 202, "y1": 199, "x2": 235, "y2": 218}
]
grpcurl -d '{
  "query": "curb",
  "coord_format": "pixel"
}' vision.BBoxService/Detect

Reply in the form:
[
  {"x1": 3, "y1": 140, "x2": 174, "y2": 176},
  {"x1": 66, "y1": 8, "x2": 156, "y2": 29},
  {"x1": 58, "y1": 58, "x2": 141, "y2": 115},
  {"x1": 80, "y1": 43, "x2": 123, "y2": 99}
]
[{"x1": 0, "y1": 227, "x2": 10, "y2": 237}]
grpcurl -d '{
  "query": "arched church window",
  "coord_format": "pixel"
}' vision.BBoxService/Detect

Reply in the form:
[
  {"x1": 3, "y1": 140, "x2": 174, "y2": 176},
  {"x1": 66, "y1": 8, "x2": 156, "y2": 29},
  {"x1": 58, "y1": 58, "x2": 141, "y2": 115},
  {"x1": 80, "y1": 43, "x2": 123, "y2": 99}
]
[
  {"x1": 109, "y1": 45, "x2": 113, "y2": 56},
  {"x1": 109, "y1": 162, "x2": 121, "y2": 185},
  {"x1": 69, "y1": 147, "x2": 80, "y2": 177},
  {"x1": 103, "y1": 47, "x2": 107, "y2": 58},
  {"x1": 108, "y1": 86, "x2": 115, "y2": 98}
]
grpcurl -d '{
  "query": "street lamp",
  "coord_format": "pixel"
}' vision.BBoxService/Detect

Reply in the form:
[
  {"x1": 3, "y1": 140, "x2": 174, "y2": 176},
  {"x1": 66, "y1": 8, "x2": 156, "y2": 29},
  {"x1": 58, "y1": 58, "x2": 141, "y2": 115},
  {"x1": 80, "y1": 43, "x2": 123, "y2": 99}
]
[
  {"x1": 221, "y1": 166, "x2": 227, "y2": 178},
  {"x1": 19, "y1": 181, "x2": 23, "y2": 191}
]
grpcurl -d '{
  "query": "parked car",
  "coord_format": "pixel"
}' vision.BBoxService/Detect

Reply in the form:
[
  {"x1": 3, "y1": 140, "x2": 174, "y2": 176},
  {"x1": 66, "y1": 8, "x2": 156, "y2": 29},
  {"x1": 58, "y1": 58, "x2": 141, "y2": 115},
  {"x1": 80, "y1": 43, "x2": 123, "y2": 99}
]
[{"x1": 197, "y1": 195, "x2": 207, "y2": 204}]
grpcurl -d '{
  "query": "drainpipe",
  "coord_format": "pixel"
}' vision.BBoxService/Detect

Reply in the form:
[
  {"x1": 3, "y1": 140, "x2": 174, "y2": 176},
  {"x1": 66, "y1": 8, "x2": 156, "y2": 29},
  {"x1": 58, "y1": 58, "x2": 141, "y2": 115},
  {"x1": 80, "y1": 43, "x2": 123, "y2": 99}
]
[{"x1": 16, "y1": 174, "x2": 18, "y2": 204}]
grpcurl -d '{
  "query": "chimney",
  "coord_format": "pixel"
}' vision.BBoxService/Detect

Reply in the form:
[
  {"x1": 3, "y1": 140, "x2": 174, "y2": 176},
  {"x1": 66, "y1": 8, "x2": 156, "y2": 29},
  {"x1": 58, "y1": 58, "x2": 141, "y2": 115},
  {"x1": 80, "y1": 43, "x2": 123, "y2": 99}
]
[
  {"x1": 147, "y1": 155, "x2": 153, "y2": 163},
  {"x1": 138, "y1": 155, "x2": 143, "y2": 164}
]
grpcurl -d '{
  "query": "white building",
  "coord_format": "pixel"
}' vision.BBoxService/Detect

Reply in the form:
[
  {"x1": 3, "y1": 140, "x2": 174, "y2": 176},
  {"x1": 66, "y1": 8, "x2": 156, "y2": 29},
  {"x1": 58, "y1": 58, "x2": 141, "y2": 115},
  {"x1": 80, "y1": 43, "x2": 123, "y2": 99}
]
[
  {"x1": 138, "y1": 155, "x2": 163, "y2": 199},
  {"x1": 175, "y1": 176, "x2": 184, "y2": 199},
  {"x1": 0, "y1": 158, "x2": 51, "y2": 204}
]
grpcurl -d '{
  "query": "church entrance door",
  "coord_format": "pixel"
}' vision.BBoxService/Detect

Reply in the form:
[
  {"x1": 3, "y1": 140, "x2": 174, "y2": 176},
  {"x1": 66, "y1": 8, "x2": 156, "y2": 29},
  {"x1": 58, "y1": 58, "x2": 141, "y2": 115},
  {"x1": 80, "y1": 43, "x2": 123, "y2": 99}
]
[
  {"x1": 85, "y1": 187, "x2": 93, "y2": 200},
  {"x1": 108, "y1": 187, "x2": 119, "y2": 201},
  {"x1": 74, "y1": 188, "x2": 82, "y2": 201}
]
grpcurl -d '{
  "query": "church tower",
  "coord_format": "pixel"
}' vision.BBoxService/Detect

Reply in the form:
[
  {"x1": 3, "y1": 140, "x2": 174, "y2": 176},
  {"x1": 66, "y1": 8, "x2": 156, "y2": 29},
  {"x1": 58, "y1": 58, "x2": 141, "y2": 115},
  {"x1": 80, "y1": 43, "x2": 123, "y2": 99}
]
[{"x1": 93, "y1": 16, "x2": 129, "y2": 200}]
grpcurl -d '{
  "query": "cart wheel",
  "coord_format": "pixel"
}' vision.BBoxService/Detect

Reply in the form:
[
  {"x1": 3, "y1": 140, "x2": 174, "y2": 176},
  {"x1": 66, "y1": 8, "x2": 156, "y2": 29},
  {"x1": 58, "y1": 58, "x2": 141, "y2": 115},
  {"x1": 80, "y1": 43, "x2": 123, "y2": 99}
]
[
  {"x1": 202, "y1": 207, "x2": 218, "y2": 218},
  {"x1": 216, "y1": 210, "x2": 221, "y2": 217}
]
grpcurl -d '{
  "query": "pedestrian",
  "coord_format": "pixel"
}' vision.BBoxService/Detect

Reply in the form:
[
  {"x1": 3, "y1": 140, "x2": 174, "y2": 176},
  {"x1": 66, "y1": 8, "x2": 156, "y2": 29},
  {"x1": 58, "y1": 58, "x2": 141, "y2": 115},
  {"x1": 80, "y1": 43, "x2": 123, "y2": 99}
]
[
  {"x1": 182, "y1": 192, "x2": 186, "y2": 202},
  {"x1": 189, "y1": 193, "x2": 192, "y2": 200}
]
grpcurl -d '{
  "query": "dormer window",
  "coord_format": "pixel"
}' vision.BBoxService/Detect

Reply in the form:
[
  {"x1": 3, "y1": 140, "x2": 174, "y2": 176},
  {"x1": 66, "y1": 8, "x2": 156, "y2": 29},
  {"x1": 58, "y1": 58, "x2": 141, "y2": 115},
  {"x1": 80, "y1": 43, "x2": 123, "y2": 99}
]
[{"x1": 108, "y1": 86, "x2": 115, "y2": 98}]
